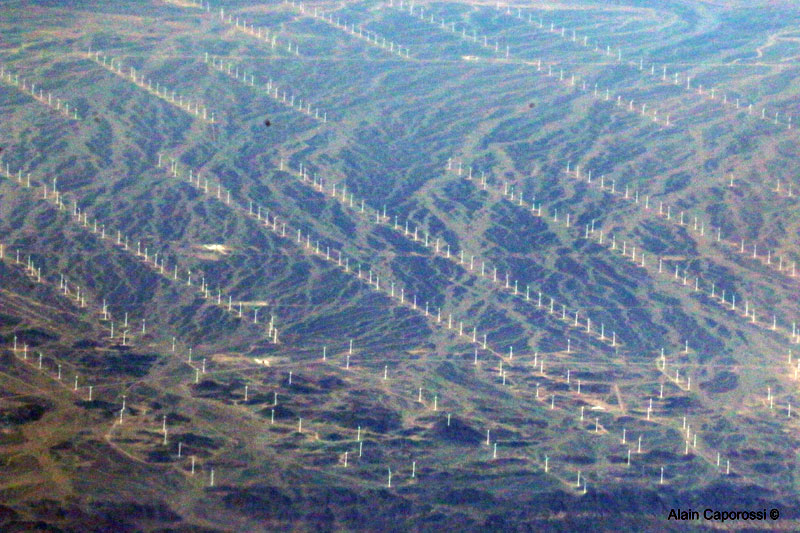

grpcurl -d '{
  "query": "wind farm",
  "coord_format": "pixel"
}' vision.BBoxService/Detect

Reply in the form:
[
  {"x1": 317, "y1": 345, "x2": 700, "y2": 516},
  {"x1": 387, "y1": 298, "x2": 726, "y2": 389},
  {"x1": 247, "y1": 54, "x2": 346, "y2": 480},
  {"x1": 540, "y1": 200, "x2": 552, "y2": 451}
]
[{"x1": 1, "y1": 0, "x2": 800, "y2": 530}]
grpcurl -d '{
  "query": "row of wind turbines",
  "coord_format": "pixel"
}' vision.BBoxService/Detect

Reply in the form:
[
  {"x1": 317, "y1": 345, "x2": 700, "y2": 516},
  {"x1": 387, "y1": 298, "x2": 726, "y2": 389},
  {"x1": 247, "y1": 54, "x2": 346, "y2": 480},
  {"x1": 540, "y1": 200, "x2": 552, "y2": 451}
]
[
  {"x1": 0, "y1": 64, "x2": 79, "y2": 120},
  {"x1": 203, "y1": 53, "x2": 328, "y2": 122},
  {"x1": 88, "y1": 51, "x2": 216, "y2": 123},
  {"x1": 495, "y1": 2, "x2": 796, "y2": 131},
  {"x1": 288, "y1": 0, "x2": 412, "y2": 59},
  {"x1": 215, "y1": 6, "x2": 301, "y2": 56},
  {"x1": 387, "y1": 1, "x2": 671, "y2": 128}
]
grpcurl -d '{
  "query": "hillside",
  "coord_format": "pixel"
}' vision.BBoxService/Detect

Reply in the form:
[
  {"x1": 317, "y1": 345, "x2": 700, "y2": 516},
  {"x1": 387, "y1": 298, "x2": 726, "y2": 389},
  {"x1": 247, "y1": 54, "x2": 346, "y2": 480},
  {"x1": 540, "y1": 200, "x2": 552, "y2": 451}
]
[{"x1": 1, "y1": 0, "x2": 800, "y2": 530}]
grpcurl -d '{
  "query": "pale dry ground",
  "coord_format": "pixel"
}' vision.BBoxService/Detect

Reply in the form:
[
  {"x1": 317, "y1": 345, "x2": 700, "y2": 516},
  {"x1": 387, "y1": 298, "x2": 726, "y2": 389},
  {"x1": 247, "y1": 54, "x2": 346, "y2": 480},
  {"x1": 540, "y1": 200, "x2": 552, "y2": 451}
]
[{"x1": 1, "y1": 0, "x2": 800, "y2": 529}]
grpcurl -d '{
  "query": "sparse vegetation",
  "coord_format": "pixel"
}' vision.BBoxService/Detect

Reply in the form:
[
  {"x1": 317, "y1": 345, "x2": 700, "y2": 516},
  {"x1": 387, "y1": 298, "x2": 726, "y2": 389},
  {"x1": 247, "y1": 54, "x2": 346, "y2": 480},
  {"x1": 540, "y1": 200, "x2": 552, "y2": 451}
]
[{"x1": 1, "y1": 0, "x2": 800, "y2": 530}]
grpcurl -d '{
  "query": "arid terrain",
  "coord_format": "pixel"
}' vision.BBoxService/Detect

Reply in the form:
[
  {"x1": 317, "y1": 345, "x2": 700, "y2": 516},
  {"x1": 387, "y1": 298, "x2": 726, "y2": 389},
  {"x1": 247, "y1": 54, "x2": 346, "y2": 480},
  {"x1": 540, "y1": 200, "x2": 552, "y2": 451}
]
[{"x1": 1, "y1": 0, "x2": 800, "y2": 530}]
